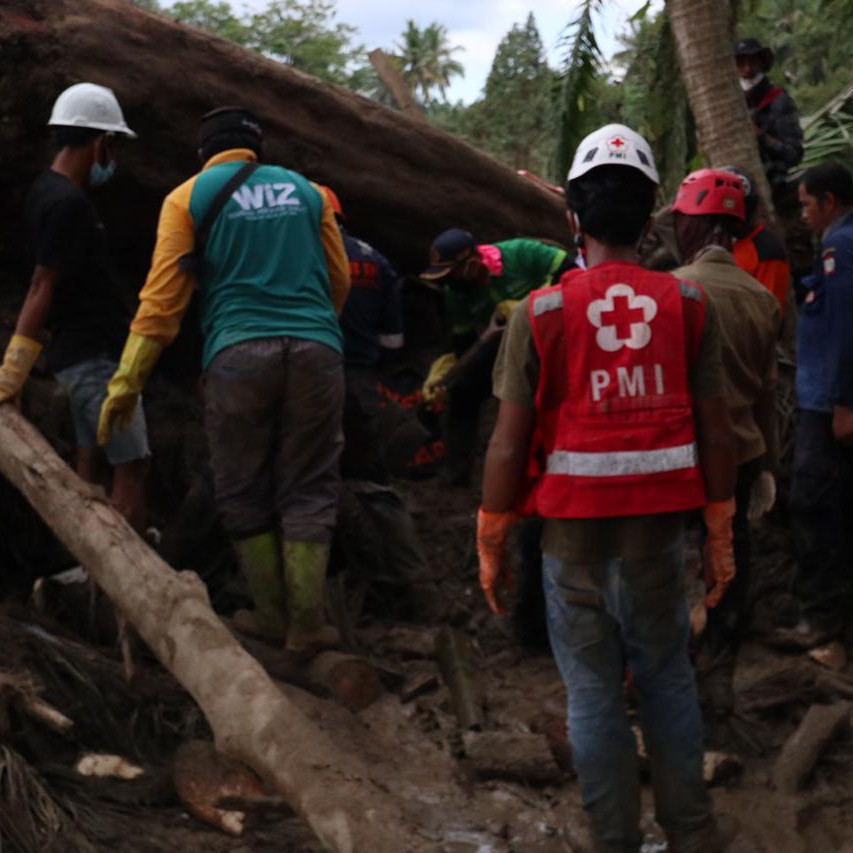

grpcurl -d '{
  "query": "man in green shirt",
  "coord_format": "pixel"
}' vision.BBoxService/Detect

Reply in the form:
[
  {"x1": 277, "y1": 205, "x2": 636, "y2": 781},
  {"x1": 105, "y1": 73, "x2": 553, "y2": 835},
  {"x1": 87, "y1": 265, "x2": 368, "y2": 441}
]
[{"x1": 420, "y1": 228, "x2": 572, "y2": 484}]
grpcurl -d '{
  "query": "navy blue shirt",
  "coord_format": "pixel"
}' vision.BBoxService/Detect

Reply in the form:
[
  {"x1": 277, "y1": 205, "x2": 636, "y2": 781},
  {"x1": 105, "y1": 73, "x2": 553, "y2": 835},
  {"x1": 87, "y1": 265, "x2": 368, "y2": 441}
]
[
  {"x1": 339, "y1": 229, "x2": 403, "y2": 366},
  {"x1": 796, "y1": 210, "x2": 853, "y2": 412}
]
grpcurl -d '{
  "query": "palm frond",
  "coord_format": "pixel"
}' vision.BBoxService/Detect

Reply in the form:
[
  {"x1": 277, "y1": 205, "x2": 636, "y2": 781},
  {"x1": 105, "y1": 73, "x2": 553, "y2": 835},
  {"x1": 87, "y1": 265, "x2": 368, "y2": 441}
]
[{"x1": 552, "y1": 0, "x2": 605, "y2": 182}]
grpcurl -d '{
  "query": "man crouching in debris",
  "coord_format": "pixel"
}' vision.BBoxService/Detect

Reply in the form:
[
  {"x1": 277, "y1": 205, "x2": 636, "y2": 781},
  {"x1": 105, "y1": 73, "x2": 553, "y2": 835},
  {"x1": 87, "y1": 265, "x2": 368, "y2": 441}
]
[
  {"x1": 477, "y1": 124, "x2": 737, "y2": 851},
  {"x1": 0, "y1": 83, "x2": 149, "y2": 531},
  {"x1": 97, "y1": 107, "x2": 350, "y2": 654}
]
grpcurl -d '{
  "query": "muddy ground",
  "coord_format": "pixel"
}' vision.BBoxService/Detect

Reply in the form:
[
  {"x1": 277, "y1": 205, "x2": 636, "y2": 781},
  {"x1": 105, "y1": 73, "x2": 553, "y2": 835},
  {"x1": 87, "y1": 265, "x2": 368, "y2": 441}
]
[{"x1": 4, "y1": 409, "x2": 853, "y2": 852}]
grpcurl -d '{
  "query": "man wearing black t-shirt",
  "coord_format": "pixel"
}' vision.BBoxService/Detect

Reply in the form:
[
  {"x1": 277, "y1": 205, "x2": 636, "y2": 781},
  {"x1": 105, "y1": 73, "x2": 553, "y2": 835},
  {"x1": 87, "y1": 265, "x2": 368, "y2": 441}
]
[{"x1": 0, "y1": 83, "x2": 148, "y2": 529}]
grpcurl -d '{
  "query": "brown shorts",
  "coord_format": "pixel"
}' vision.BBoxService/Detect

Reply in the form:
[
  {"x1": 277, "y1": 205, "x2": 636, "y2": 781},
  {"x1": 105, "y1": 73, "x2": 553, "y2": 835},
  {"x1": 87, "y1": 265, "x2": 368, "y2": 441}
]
[{"x1": 204, "y1": 336, "x2": 344, "y2": 542}]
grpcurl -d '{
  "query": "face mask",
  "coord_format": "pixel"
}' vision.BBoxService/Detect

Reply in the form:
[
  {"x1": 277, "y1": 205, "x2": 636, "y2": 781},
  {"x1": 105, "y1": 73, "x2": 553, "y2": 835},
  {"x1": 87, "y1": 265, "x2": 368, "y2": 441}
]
[
  {"x1": 739, "y1": 73, "x2": 765, "y2": 92},
  {"x1": 89, "y1": 160, "x2": 116, "y2": 187}
]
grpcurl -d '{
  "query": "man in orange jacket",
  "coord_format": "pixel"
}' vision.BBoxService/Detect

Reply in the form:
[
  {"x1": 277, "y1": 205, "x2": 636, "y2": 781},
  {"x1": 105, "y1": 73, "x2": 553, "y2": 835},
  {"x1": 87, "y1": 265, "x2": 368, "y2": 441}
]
[
  {"x1": 477, "y1": 124, "x2": 737, "y2": 851},
  {"x1": 724, "y1": 166, "x2": 790, "y2": 314}
]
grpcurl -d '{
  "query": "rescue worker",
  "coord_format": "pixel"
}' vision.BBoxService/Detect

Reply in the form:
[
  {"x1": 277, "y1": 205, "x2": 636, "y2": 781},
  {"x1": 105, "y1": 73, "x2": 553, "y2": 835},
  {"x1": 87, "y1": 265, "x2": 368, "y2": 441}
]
[
  {"x1": 321, "y1": 187, "x2": 403, "y2": 483},
  {"x1": 478, "y1": 124, "x2": 736, "y2": 851},
  {"x1": 671, "y1": 169, "x2": 781, "y2": 709},
  {"x1": 734, "y1": 38, "x2": 803, "y2": 202},
  {"x1": 98, "y1": 107, "x2": 350, "y2": 654},
  {"x1": 723, "y1": 165, "x2": 791, "y2": 314},
  {"x1": 0, "y1": 83, "x2": 149, "y2": 531},
  {"x1": 420, "y1": 229, "x2": 573, "y2": 485},
  {"x1": 789, "y1": 162, "x2": 853, "y2": 636},
  {"x1": 321, "y1": 186, "x2": 434, "y2": 620}
]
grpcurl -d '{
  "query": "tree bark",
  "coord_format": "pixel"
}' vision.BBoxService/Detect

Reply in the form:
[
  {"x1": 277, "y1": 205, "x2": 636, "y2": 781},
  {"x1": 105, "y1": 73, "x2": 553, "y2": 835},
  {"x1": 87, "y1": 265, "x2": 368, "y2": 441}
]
[
  {"x1": 666, "y1": 0, "x2": 774, "y2": 214},
  {"x1": 0, "y1": 404, "x2": 424, "y2": 852},
  {"x1": 367, "y1": 49, "x2": 425, "y2": 123},
  {"x1": 0, "y1": 0, "x2": 566, "y2": 287}
]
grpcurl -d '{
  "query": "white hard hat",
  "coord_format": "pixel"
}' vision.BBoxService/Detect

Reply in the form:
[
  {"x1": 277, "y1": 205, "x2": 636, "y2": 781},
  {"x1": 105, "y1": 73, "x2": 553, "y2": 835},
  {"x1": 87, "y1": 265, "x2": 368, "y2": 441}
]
[
  {"x1": 568, "y1": 123, "x2": 658, "y2": 185},
  {"x1": 48, "y1": 83, "x2": 136, "y2": 138}
]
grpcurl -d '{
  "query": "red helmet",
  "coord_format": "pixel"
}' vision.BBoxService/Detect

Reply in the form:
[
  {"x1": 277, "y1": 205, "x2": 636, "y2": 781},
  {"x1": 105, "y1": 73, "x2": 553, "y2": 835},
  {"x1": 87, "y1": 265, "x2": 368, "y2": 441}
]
[{"x1": 672, "y1": 168, "x2": 745, "y2": 221}]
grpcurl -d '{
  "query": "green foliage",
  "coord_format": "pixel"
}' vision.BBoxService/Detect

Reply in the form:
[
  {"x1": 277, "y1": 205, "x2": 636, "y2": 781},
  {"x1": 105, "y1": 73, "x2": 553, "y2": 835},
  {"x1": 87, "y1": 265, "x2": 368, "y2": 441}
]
[
  {"x1": 615, "y1": 10, "x2": 695, "y2": 200},
  {"x1": 394, "y1": 21, "x2": 465, "y2": 103},
  {"x1": 168, "y1": 0, "x2": 367, "y2": 88},
  {"x1": 736, "y1": 0, "x2": 853, "y2": 115},
  {"x1": 553, "y1": 0, "x2": 605, "y2": 183},
  {"x1": 460, "y1": 14, "x2": 555, "y2": 173},
  {"x1": 128, "y1": 0, "x2": 161, "y2": 9},
  {"x1": 170, "y1": 0, "x2": 249, "y2": 45}
]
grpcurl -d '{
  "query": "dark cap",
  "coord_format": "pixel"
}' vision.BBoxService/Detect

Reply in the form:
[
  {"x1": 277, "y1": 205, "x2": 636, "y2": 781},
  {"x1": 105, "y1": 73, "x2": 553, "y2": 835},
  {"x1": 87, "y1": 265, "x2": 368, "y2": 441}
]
[
  {"x1": 199, "y1": 106, "x2": 262, "y2": 148},
  {"x1": 733, "y1": 38, "x2": 774, "y2": 69},
  {"x1": 421, "y1": 228, "x2": 476, "y2": 281}
]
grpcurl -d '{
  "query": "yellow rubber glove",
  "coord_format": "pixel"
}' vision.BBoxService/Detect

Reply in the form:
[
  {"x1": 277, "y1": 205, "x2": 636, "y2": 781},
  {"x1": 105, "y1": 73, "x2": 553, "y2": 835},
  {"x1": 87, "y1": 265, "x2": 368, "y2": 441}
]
[
  {"x1": 0, "y1": 335, "x2": 42, "y2": 403},
  {"x1": 97, "y1": 333, "x2": 163, "y2": 445},
  {"x1": 702, "y1": 498, "x2": 736, "y2": 609},
  {"x1": 477, "y1": 506, "x2": 517, "y2": 615},
  {"x1": 421, "y1": 352, "x2": 457, "y2": 409},
  {"x1": 492, "y1": 299, "x2": 519, "y2": 325}
]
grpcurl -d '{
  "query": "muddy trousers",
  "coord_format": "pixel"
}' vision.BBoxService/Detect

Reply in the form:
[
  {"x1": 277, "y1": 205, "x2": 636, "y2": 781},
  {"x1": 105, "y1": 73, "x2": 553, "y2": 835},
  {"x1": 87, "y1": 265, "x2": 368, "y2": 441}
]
[
  {"x1": 204, "y1": 337, "x2": 345, "y2": 543},
  {"x1": 543, "y1": 537, "x2": 714, "y2": 853},
  {"x1": 790, "y1": 409, "x2": 853, "y2": 618}
]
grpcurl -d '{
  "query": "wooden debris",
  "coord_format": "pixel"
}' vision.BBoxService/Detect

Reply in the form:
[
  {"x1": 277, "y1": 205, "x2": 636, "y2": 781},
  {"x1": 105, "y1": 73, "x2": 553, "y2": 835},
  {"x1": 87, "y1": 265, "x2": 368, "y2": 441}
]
[
  {"x1": 17, "y1": 695, "x2": 73, "y2": 734},
  {"x1": 368, "y1": 625, "x2": 438, "y2": 660},
  {"x1": 307, "y1": 651, "x2": 382, "y2": 712},
  {"x1": 462, "y1": 732, "x2": 564, "y2": 785},
  {"x1": 702, "y1": 751, "x2": 743, "y2": 786},
  {"x1": 230, "y1": 630, "x2": 384, "y2": 711},
  {"x1": 435, "y1": 627, "x2": 483, "y2": 731},
  {"x1": 0, "y1": 405, "x2": 419, "y2": 851},
  {"x1": 400, "y1": 670, "x2": 440, "y2": 704},
  {"x1": 738, "y1": 659, "x2": 817, "y2": 712},
  {"x1": 773, "y1": 702, "x2": 852, "y2": 793},
  {"x1": 174, "y1": 741, "x2": 265, "y2": 837},
  {"x1": 530, "y1": 713, "x2": 574, "y2": 776},
  {"x1": 809, "y1": 642, "x2": 848, "y2": 672},
  {"x1": 76, "y1": 753, "x2": 144, "y2": 780}
]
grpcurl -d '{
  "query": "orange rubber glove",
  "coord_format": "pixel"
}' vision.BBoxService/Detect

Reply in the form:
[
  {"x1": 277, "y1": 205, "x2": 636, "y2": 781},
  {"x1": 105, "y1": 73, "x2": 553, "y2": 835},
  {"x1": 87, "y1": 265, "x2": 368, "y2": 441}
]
[
  {"x1": 476, "y1": 507, "x2": 517, "y2": 615},
  {"x1": 702, "y1": 498, "x2": 736, "y2": 609}
]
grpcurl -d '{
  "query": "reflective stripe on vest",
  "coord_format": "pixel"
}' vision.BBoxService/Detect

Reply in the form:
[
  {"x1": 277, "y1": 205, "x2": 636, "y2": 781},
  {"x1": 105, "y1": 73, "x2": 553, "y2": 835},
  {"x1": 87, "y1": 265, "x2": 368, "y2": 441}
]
[{"x1": 546, "y1": 442, "x2": 698, "y2": 478}]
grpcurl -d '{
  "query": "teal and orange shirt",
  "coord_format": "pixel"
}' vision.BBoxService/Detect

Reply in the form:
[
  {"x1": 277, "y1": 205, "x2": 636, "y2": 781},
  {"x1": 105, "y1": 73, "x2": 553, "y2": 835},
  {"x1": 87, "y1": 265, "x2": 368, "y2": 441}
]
[{"x1": 131, "y1": 149, "x2": 350, "y2": 368}]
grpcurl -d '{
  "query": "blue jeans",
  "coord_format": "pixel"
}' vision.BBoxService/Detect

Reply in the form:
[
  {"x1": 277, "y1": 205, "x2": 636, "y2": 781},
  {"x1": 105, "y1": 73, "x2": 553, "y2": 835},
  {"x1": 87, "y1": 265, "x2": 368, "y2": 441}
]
[{"x1": 543, "y1": 536, "x2": 711, "y2": 852}]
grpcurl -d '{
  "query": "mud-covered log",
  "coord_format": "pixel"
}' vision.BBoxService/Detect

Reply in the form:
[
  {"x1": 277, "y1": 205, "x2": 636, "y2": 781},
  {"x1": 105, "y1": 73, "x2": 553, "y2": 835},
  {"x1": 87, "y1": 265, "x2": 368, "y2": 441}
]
[
  {"x1": 462, "y1": 731, "x2": 564, "y2": 785},
  {"x1": 773, "y1": 702, "x2": 852, "y2": 793},
  {"x1": 0, "y1": 405, "x2": 424, "y2": 851},
  {"x1": 0, "y1": 0, "x2": 567, "y2": 289}
]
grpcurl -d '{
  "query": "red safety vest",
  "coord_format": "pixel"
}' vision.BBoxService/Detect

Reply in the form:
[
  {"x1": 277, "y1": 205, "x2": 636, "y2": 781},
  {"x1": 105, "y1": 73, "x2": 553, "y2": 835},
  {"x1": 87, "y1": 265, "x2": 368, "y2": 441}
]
[{"x1": 519, "y1": 263, "x2": 707, "y2": 519}]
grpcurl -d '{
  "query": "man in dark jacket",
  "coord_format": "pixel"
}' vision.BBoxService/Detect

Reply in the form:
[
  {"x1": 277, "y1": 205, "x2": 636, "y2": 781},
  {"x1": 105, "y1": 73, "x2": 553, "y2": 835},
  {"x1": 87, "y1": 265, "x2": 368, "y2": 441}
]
[{"x1": 734, "y1": 38, "x2": 803, "y2": 200}]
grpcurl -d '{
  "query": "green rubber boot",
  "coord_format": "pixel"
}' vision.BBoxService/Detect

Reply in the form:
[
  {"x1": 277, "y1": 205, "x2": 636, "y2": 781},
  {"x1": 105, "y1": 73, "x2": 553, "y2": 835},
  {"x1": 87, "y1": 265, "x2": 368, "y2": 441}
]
[
  {"x1": 231, "y1": 531, "x2": 288, "y2": 642},
  {"x1": 283, "y1": 541, "x2": 340, "y2": 654}
]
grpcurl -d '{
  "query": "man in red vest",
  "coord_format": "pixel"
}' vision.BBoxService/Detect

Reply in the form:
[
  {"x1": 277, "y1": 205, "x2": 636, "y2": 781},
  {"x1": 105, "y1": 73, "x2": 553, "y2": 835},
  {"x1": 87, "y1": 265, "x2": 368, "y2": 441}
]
[{"x1": 478, "y1": 124, "x2": 737, "y2": 851}]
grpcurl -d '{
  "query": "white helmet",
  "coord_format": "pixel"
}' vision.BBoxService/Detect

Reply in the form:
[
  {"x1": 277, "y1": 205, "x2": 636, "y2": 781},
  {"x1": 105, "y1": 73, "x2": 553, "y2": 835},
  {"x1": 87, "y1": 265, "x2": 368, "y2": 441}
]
[
  {"x1": 568, "y1": 123, "x2": 658, "y2": 185},
  {"x1": 48, "y1": 83, "x2": 136, "y2": 138}
]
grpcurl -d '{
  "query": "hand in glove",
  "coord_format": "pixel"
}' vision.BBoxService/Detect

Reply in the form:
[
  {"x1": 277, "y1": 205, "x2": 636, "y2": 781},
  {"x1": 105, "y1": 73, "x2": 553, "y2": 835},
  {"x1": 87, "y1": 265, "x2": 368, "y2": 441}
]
[
  {"x1": 702, "y1": 498, "x2": 736, "y2": 609},
  {"x1": 0, "y1": 335, "x2": 42, "y2": 404},
  {"x1": 492, "y1": 299, "x2": 519, "y2": 325},
  {"x1": 747, "y1": 471, "x2": 776, "y2": 522},
  {"x1": 421, "y1": 352, "x2": 457, "y2": 410},
  {"x1": 477, "y1": 507, "x2": 516, "y2": 615},
  {"x1": 97, "y1": 333, "x2": 163, "y2": 444}
]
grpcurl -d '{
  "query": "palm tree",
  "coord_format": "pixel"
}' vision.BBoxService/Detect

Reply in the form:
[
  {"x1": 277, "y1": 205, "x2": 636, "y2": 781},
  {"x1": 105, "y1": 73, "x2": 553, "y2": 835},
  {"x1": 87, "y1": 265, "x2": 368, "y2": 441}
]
[
  {"x1": 666, "y1": 0, "x2": 772, "y2": 210},
  {"x1": 394, "y1": 20, "x2": 464, "y2": 103}
]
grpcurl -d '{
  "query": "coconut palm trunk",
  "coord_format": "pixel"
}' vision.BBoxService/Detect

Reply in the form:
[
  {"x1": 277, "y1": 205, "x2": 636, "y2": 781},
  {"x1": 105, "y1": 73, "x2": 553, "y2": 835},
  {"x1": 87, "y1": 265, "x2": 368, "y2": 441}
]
[{"x1": 666, "y1": 0, "x2": 774, "y2": 212}]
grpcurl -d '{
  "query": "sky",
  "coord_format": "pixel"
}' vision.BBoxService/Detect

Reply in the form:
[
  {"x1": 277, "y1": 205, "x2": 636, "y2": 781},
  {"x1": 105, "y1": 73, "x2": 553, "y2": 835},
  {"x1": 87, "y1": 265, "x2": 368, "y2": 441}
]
[{"x1": 184, "y1": 0, "x2": 661, "y2": 103}]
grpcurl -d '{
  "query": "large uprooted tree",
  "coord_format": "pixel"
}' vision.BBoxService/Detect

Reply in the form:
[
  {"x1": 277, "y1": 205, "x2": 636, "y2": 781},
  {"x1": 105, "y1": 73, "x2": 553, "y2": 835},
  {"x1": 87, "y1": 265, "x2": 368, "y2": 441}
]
[{"x1": 0, "y1": 0, "x2": 567, "y2": 293}]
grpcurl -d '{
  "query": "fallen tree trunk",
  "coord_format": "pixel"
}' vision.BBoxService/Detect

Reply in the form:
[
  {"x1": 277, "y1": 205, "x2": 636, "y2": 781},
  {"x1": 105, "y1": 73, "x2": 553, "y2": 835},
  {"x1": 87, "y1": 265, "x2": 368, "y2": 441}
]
[
  {"x1": 0, "y1": 404, "x2": 423, "y2": 851},
  {"x1": 0, "y1": 0, "x2": 567, "y2": 286}
]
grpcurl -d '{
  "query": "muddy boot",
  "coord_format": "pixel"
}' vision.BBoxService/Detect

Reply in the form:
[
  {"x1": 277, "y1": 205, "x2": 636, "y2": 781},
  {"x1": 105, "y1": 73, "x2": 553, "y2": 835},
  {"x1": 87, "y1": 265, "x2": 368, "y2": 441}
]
[
  {"x1": 231, "y1": 532, "x2": 287, "y2": 642},
  {"x1": 283, "y1": 541, "x2": 340, "y2": 654}
]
